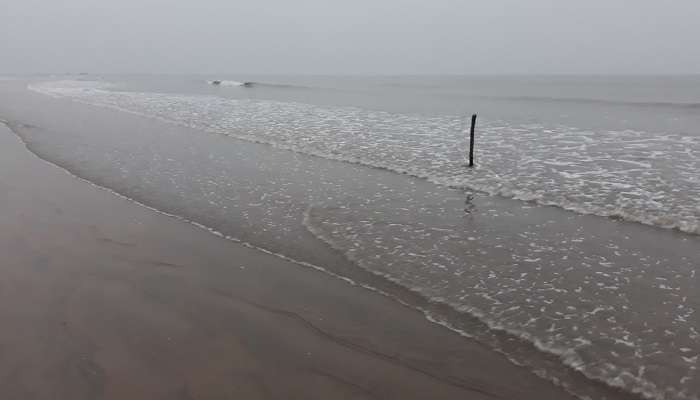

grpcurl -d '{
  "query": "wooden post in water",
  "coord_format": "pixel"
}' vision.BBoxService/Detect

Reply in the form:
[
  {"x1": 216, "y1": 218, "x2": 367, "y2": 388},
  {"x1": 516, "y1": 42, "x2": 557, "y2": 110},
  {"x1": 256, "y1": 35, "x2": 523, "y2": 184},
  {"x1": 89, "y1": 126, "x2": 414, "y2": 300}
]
[{"x1": 468, "y1": 114, "x2": 477, "y2": 167}]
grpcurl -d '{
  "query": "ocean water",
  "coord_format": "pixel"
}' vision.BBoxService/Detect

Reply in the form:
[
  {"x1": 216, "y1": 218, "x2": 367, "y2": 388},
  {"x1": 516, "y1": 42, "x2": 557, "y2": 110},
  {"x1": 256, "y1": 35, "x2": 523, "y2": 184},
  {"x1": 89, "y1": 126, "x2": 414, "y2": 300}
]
[
  {"x1": 31, "y1": 76, "x2": 700, "y2": 234},
  {"x1": 18, "y1": 75, "x2": 700, "y2": 399}
]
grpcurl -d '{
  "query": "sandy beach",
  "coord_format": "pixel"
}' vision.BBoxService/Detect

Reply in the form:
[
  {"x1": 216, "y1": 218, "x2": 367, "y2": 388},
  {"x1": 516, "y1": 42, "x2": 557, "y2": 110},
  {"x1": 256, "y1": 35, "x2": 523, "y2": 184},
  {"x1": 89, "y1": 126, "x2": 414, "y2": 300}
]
[
  {"x1": 3, "y1": 1, "x2": 700, "y2": 398},
  {"x1": 0, "y1": 117, "x2": 582, "y2": 399}
]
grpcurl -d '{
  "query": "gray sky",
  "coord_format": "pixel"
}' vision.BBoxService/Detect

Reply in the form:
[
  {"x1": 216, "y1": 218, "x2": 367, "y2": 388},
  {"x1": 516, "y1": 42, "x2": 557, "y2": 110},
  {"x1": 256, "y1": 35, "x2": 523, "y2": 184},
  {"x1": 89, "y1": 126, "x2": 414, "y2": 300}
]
[{"x1": 2, "y1": 0, "x2": 699, "y2": 74}]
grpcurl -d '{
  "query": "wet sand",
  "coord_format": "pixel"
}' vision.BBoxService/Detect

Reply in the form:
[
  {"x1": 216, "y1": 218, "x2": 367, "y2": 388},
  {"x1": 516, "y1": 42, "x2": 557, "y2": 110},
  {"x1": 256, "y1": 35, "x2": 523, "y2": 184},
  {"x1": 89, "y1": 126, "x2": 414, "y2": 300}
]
[{"x1": 0, "y1": 120, "x2": 580, "y2": 400}]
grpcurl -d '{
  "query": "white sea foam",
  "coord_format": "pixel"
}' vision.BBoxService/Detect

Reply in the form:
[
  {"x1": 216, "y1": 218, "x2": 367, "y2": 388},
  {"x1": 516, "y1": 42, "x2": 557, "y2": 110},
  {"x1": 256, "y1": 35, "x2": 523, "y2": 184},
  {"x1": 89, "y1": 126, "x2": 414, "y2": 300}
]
[
  {"x1": 207, "y1": 80, "x2": 245, "y2": 87},
  {"x1": 302, "y1": 201, "x2": 699, "y2": 400},
  {"x1": 28, "y1": 80, "x2": 700, "y2": 235}
]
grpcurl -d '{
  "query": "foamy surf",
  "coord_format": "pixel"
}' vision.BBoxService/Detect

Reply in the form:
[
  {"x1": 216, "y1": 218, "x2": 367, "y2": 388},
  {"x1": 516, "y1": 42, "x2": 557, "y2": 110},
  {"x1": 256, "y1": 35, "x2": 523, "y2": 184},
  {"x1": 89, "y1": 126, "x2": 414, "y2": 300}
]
[
  {"x1": 28, "y1": 80, "x2": 700, "y2": 236},
  {"x1": 17, "y1": 78, "x2": 700, "y2": 400},
  {"x1": 303, "y1": 202, "x2": 699, "y2": 400},
  {"x1": 207, "y1": 80, "x2": 251, "y2": 87}
]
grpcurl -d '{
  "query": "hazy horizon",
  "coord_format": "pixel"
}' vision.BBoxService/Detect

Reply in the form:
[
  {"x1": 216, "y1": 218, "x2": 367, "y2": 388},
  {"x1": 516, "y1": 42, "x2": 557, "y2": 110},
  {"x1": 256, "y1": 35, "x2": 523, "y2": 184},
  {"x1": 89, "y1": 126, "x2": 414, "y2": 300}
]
[
  {"x1": 5, "y1": 72, "x2": 700, "y2": 77},
  {"x1": 2, "y1": 0, "x2": 700, "y2": 75}
]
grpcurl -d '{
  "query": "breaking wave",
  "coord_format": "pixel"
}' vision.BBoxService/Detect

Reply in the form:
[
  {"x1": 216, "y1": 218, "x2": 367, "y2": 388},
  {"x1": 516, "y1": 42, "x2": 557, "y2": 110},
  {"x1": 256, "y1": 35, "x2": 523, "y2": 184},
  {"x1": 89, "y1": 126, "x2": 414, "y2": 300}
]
[
  {"x1": 206, "y1": 79, "x2": 310, "y2": 89},
  {"x1": 207, "y1": 80, "x2": 249, "y2": 87}
]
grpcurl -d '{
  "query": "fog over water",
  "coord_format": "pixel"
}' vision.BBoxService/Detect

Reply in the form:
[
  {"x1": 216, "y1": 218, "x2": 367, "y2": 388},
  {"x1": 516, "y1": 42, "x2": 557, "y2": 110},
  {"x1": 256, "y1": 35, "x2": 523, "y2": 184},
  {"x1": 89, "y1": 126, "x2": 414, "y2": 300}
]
[
  {"x1": 2, "y1": 1, "x2": 700, "y2": 399},
  {"x1": 2, "y1": 0, "x2": 700, "y2": 74}
]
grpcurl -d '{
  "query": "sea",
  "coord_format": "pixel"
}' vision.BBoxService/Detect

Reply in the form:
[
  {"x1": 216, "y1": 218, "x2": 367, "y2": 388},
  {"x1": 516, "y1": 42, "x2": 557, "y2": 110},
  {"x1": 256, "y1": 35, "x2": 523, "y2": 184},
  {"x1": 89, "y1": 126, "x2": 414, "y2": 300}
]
[{"x1": 9, "y1": 74, "x2": 700, "y2": 399}]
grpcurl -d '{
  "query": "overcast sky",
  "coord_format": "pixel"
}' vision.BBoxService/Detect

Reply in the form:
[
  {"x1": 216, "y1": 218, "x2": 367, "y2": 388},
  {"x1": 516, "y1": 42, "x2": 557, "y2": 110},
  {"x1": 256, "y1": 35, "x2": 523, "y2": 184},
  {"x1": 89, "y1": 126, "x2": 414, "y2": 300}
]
[{"x1": 1, "y1": 0, "x2": 699, "y2": 75}]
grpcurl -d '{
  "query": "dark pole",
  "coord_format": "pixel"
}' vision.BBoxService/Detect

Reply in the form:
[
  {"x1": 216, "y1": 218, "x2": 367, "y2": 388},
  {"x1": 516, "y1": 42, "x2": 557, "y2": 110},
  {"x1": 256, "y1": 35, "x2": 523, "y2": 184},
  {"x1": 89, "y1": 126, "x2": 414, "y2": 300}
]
[{"x1": 469, "y1": 114, "x2": 477, "y2": 167}]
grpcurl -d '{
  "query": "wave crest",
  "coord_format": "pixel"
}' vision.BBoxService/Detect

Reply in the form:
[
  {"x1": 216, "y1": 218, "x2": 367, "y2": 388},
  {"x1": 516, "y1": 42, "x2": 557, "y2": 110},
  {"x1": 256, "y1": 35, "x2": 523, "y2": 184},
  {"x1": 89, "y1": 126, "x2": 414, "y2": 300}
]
[{"x1": 207, "y1": 80, "x2": 249, "y2": 87}]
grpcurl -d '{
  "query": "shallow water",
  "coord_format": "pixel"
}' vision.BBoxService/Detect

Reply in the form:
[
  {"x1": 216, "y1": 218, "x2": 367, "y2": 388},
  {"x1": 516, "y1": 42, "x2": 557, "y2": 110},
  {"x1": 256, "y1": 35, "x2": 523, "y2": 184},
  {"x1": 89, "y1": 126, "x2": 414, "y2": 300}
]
[
  {"x1": 29, "y1": 79, "x2": 700, "y2": 234},
  {"x1": 4, "y1": 77, "x2": 699, "y2": 399}
]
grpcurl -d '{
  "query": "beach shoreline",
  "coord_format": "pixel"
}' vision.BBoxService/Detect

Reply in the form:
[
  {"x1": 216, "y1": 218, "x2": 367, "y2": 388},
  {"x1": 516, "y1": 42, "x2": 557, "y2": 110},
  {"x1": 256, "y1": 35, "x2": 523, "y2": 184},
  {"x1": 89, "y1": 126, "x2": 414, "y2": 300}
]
[
  {"x1": 0, "y1": 116, "x2": 581, "y2": 399},
  {"x1": 3, "y1": 78, "x2": 695, "y2": 399}
]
